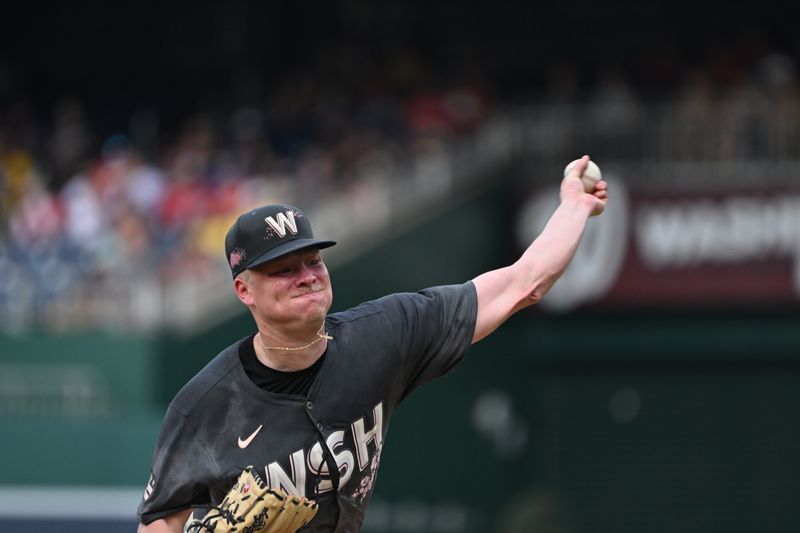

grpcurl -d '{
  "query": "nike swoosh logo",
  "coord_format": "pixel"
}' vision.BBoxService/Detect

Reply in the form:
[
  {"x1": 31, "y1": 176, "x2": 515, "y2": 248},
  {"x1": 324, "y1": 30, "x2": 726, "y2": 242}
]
[{"x1": 238, "y1": 424, "x2": 263, "y2": 449}]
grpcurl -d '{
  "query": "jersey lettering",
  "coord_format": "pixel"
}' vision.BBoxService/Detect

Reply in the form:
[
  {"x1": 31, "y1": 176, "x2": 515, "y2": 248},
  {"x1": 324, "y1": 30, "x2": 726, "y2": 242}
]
[
  {"x1": 351, "y1": 402, "x2": 384, "y2": 471},
  {"x1": 266, "y1": 448, "x2": 306, "y2": 496},
  {"x1": 265, "y1": 211, "x2": 298, "y2": 238},
  {"x1": 264, "y1": 402, "x2": 383, "y2": 497},
  {"x1": 143, "y1": 473, "x2": 156, "y2": 501},
  {"x1": 307, "y1": 430, "x2": 356, "y2": 494}
]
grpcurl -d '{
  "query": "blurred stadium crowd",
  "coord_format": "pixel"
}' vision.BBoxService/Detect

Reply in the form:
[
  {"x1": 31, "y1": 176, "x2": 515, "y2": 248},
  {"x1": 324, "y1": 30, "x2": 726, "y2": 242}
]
[
  {"x1": 1, "y1": 27, "x2": 799, "y2": 333},
  {"x1": 0, "y1": 44, "x2": 495, "y2": 332}
]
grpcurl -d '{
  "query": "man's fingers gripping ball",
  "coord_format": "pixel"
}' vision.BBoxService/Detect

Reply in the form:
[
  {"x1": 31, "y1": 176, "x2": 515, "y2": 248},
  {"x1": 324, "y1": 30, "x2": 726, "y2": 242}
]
[
  {"x1": 564, "y1": 157, "x2": 603, "y2": 194},
  {"x1": 187, "y1": 466, "x2": 318, "y2": 533}
]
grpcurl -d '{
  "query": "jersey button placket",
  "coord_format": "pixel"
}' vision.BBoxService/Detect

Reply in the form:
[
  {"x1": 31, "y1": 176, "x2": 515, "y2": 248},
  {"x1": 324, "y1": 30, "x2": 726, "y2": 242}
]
[{"x1": 303, "y1": 400, "x2": 339, "y2": 494}]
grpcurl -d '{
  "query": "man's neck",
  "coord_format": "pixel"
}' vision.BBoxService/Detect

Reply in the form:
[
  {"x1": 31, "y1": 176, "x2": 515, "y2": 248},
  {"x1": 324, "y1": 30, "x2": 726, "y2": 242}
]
[{"x1": 254, "y1": 327, "x2": 330, "y2": 372}]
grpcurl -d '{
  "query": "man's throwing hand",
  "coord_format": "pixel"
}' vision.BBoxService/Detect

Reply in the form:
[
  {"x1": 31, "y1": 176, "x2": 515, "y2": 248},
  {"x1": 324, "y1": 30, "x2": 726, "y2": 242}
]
[{"x1": 561, "y1": 155, "x2": 608, "y2": 217}]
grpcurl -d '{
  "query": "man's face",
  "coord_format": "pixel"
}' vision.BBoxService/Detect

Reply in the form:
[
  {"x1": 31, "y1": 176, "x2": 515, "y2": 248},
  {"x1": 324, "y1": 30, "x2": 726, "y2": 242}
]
[{"x1": 245, "y1": 247, "x2": 333, "y2": 329}]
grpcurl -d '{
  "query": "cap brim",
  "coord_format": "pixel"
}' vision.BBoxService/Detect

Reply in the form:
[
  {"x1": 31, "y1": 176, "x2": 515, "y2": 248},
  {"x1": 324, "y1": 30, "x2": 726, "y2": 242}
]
[{"x1": 246, "y1": 239, "x2": 337, "y2": 271}]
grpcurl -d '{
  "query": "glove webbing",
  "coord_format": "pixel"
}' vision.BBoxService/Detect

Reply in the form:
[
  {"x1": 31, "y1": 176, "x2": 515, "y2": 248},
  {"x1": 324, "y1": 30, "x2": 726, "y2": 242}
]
[{"x1": 186, "y1": 466, "x2": 270, "y2": 532}]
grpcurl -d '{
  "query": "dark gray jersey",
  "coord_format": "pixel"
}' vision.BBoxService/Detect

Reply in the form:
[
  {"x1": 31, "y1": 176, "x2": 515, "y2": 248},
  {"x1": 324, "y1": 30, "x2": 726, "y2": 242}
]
[{"x1": 138, "y1": 282, "x2": 478, "y2": 532}]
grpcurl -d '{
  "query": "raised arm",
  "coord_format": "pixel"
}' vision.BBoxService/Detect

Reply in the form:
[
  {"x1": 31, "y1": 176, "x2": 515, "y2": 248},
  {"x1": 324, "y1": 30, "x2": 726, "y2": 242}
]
[{"x1": 471, "y1": 156, "x2": 608, "y2": 343}]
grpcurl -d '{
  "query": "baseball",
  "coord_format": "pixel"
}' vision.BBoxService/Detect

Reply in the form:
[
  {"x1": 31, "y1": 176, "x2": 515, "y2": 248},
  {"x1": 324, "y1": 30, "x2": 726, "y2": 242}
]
[{"x1": 564, "y1": 159, "x2": 602, "y2": 193}]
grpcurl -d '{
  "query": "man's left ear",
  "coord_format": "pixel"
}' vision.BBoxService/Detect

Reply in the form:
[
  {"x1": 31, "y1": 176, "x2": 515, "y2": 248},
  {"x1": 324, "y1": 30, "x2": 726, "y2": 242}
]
[{"x1": 233, "y1": 277, "x2": 253, "y2": 305}]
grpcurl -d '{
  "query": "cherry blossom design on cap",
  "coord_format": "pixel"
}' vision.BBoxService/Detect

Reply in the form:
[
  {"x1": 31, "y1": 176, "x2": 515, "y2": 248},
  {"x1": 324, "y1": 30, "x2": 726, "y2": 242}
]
[{"x1": 229, "y1": 248, "x2": 247, "y2": 270}]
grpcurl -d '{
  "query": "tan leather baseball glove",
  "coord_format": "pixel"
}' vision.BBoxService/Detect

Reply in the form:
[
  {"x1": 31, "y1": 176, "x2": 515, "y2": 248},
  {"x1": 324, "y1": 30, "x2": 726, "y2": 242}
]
[{"x1": 186, "y1": 466, "x2": 318, "y2": 532}]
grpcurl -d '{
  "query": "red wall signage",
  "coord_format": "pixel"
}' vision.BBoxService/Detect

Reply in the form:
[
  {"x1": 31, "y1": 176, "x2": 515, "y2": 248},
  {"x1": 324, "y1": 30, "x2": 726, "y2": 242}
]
[{"x1": 515, "y1": 178, "x2": 800, "y2": 312}]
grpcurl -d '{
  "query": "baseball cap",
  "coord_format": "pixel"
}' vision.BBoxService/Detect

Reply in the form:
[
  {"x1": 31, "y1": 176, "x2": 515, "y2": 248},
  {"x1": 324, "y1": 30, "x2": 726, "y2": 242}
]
[{"x1": 225, "y1": 204, "x2": 336, "y2": 279}]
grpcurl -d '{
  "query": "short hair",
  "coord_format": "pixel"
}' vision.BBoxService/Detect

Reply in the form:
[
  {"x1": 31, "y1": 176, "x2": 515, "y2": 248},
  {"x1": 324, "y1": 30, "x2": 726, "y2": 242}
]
[{"x1": 236, "y1": 270, "x2": 253, "y2": 284}]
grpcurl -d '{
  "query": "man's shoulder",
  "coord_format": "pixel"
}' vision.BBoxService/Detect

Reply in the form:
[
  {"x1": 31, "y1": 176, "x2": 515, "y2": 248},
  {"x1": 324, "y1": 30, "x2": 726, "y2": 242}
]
[
  {"x1": 328, "y1": 282, "x2": 476, "y2": 327},
  {"x1": 170, "y1": 338, "x2": 244, "y2": 415},
  {"x1": 327, "y1": 290, "x2": 412, "y2": 328}
]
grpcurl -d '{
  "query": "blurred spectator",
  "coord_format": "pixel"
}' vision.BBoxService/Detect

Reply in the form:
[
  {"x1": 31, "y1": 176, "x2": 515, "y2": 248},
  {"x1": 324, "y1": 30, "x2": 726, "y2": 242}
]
[
  {"x1": 8, "y1": 177, "x2": 61, "y2": 247},
  {"x1": 669, "y1": 67, "x2": 717, "y2": 160},
  {"x1": 587, "y1": 66, "x2": 642, "y2": 130},
  {"x1": 61, "y1": 174, "x2": 103, "y2": 251},
  {"x1": 49, "y1": 97, "x2": 92, "y2": 190},
  {"x1": 756, "y1": 52, "x2": 800, "y2": 158},
  {"x1": 717, "y1": 64, "x2": 766, "y2": 159},
  {"x1": 125, "y1": 153, "x2": 166, "y2": 220},
  {"x1": 220, "y1": 107, "x2": 273, "y2": 179},
  {"x1": 406, "y1": 84, "x2": 489, "y2": 139},
  {"x1": 585, "y1": 66, "x2": 643, "y2": 157},
  {"x1": 525, "y1": 62, "x2": 581, "y2": 156},
  {"x1": 0, "y1": 128, "x2": 39, "y2": 229}
]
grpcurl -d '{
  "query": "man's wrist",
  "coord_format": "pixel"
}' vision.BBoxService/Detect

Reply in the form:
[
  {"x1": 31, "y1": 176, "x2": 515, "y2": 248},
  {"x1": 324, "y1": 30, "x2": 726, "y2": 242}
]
[{"x1": 560, "y1": 195, "x2": 595, "y2": 218}]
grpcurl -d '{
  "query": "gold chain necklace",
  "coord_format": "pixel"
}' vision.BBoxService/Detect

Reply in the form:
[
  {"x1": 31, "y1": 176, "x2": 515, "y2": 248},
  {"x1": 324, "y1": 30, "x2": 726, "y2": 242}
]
[{"x1": 259, "y1": 327, "x2": 333, "y2": 352}]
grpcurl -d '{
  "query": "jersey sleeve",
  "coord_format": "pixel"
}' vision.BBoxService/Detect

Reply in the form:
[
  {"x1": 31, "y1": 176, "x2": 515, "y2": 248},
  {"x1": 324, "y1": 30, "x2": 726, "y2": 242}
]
[
  {"x1": 137, "y1": 404, "x2": 215, "y2": 524},
  {"x1": 390, "y1": 281, "x2": 478, "y2": 400}
]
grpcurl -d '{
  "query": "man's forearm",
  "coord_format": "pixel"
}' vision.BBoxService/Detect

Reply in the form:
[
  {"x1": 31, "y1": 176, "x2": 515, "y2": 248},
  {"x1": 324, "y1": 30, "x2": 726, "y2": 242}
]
[
  {"x1": 138, "y1": 509, "x2": 192, "y2": 533},
  {"x1": 138, "y1": 520, "x2": 182, "y2": 533},
  {"x1": 471, "y1": 196, "x2": 595, "y2": 343},
  {"x1": 514, "y1": 196, "x2": 595, "y2": 303}
]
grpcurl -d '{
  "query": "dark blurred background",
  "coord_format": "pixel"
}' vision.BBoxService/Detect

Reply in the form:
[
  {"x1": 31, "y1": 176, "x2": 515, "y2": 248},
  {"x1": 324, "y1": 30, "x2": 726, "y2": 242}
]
[
  {"x1": 1, "y1": 1, "x2": 800, "y2": 532},
  {"x1": 4, "y1": 1, "x2": 799, "y2": 154}
]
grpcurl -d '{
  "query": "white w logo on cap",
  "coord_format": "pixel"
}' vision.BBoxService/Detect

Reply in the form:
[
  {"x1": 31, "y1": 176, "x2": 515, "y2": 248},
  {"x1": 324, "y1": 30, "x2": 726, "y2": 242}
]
[{"x1": 265, "y1": 211, "x2": 299, "y2": 237}]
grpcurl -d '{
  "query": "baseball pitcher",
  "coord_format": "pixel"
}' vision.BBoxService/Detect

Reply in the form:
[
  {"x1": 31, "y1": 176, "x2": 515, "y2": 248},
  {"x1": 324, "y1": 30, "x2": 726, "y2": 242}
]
[{"x1": 137, "y1": 156, "x2": 608, "y2": 532}]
